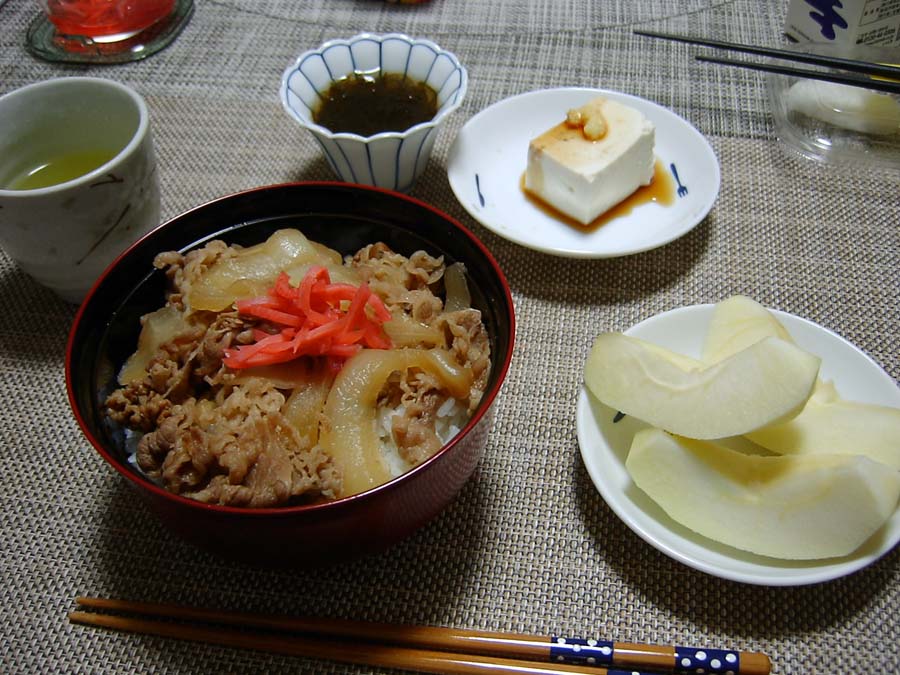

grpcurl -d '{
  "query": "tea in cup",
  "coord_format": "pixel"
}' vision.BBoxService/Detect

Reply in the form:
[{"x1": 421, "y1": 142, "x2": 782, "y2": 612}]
[{"x1": 0, "y1": 77, "x2": 161, "y2": 304}]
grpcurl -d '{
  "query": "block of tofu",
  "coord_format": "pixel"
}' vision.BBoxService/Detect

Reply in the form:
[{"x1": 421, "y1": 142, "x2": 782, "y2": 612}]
[{"x1": 524, "y1": 97, "x2": 655, "y2": 224}]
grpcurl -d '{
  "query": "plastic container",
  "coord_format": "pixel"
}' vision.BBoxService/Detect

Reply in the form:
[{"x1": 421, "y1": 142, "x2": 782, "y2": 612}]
[{"x1": 766, "y1": 44, "x2": 900, "y2": 169}]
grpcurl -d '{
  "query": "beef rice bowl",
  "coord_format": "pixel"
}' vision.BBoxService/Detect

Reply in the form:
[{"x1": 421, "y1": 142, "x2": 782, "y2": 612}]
[
  {"x1": 66, "y1": 183, "x2": 515, "y2": 563},
  {"x1": 105, "y1": 228, "x2": 491, "y2": 507}
]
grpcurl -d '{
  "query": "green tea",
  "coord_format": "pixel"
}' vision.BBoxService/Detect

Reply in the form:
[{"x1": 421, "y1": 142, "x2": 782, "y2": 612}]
[{"x1": 5, "y1": 149, "x2": 118, "y2": 190}]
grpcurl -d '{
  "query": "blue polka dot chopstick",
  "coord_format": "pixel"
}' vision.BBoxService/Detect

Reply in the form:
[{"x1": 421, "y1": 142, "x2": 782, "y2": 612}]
[{"x1": 71, "y1": 596, "x2": 771, "y2": 675}]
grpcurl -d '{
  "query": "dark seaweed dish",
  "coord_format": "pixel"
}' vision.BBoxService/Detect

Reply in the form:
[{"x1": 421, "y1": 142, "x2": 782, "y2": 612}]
[{"x1": 314, "y1": 73, "x2": 438, "y2": 137}]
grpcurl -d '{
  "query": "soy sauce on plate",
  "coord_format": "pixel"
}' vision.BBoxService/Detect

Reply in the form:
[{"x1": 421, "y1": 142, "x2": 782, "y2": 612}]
[
  {"x1": 314, "y1": 73, "x2": 438, "y2": 137},
  {"x1": 521, "y1": 160, "x2": 675, "y2": 232}
]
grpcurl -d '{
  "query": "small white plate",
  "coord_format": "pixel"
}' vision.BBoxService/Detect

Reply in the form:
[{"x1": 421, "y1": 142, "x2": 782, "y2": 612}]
[
  {"x1": 575, "y1": 304, "x2": 900, "y2": 586},
  {"x1": 447, "y1": 88, "x2": 720, "y2": 258}
]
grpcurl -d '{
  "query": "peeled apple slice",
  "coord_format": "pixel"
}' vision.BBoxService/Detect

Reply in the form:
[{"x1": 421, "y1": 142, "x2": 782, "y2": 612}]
[
  {"x1": 703, "y1": 295, "x2": 900, "y2": 468},
  {"x1": 702, "y1": 295, "x2": 793, "y2": 363},
  {"x1": 746, "y1": 399, "x2": 900, "y2": 470},
  {"x1": 703, "y1": 295, "x2": 839, "y2": 400},
  {"x1": 584, "y1": 333, "x2": 820, "y2": 439},
  {"x1": 626, "y1": 428, "x2": 900, "y2": 559}
]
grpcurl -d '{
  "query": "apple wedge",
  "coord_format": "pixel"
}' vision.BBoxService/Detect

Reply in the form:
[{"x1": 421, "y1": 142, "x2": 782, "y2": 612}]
[
  {"x1": 703, "y1": 295, "x2": 836, "y2": 401},
  {"x1": 584, "y1": 333, "x2": 820, "y2": 439},
  {"x1": 626, "y1": 428, "x2": 900, "y2": 559},
  {"x1": 746, "y1": 400, "x2": 900, "y2": 470},
  {"x1": 702, "y1": 294, "x2": 793, "y2": 363},
  {"x1": 702, "y1": 295, "x2": 900, "y2": 469}
]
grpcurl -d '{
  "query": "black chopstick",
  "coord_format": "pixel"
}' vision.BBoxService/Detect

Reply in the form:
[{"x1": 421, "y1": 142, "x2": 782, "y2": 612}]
[
  {"x1": 634, "y1": 29, "x2": 900, "y2": 80},
  {"x1": 696, "y1": 54, "x2": 900, "y2": 95}
]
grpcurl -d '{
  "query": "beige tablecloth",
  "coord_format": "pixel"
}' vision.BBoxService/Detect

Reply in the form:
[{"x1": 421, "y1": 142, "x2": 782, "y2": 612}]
[{"x1": 1, "y1": 1, "x2": 898, "y2": 673}]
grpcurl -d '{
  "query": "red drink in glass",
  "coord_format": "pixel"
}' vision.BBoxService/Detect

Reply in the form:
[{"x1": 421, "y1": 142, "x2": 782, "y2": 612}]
[{"x1": 44, "y1": 0, "x2": 176, "y2": 39}]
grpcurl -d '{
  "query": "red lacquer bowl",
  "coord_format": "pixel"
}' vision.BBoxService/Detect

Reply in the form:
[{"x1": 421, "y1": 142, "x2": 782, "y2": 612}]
[{"x1": 66, "y1": 182, "x2": 515, "y2": 565}]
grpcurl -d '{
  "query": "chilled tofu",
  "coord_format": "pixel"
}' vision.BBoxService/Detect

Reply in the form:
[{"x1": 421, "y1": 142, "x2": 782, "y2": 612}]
[{"x1": 525, "y1": 97, "x2": 655, "y2": 224}]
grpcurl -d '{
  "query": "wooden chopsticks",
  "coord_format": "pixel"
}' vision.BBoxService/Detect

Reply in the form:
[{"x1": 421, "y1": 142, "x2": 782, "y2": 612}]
[
  {"x1": 634, "y1": 29, "x2": 900, "y2": 95},
  {"x1": 69, "y1": 596, "x2": 772, "y2": 675}
]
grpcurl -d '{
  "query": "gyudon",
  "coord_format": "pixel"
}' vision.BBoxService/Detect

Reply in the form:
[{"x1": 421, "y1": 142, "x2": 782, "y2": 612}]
[{"x1": 105, "y1": 229, "x2": 490, "y2": 507}]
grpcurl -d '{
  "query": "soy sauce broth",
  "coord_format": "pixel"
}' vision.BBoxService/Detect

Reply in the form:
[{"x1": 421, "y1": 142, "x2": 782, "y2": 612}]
[{"x1": 313, "y1": 72, "x2": 438, "y2": 137}]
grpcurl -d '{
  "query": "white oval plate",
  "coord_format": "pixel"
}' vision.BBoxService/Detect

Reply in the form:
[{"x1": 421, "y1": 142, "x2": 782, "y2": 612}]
[
  {"x1": 575, "y1": 304, "x2": 900, "y2": 586},
  {"x1": 447, "y1": 88, "x2": 720, "y2": 258}
]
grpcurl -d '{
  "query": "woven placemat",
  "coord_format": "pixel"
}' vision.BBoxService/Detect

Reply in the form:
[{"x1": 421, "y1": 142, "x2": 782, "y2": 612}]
[{"x1": 1, "y1": 1, "x2": 898, "y2": 673}]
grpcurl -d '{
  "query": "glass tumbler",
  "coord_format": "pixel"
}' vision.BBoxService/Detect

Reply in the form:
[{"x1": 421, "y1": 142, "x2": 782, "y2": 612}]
[
  {"x1": 41, "y1": 0, "x2": 176, "y2": 42},
  {"x1": 26, "y1": 0, "x2": 193, "y2": 64}
]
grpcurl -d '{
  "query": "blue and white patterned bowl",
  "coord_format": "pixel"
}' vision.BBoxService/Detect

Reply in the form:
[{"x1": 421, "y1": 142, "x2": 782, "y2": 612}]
[{"x1": 280, "y1": 33, "x2": 467, "y2": 192}]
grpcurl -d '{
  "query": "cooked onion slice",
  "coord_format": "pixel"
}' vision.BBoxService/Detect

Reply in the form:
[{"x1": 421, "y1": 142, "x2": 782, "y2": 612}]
[
  {"x1": 187, "y1": 229, "x2": 343, "y2": 312},
  {"x1": 383, "y1": 313, "x2": 445, "y2": 348},
  {"x1": 320, "y1": 348, "x2": 474, "y2": 497},
  {"x1": 118, "y1": 304, "x2": 188, "y2": 385},
  {"x1": 282, "y1": 364, "x2": 334, "y2": 450},
  {"x1": 443, "y1": 262, "x2": 471, "y2": 313}
]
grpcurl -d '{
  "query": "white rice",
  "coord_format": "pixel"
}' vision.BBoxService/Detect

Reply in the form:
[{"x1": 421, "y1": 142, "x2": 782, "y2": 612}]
[{"x1": 378, "y1": 396, "x2": 469, "y2": 478}]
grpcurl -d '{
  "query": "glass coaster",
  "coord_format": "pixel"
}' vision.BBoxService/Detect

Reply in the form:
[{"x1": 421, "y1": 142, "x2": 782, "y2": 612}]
[{"x1": 25, "y1": 0, "x2": 194, "y2": 65}]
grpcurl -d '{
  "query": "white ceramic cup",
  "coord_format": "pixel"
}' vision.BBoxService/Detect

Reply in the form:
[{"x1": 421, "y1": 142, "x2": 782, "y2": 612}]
[
  {"x1": 280, "y1": 33, "x2": 467, "y2": 192},
  {"x1": 0, "y1": 77, "x2": 160, "y2": 303}
]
